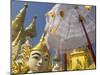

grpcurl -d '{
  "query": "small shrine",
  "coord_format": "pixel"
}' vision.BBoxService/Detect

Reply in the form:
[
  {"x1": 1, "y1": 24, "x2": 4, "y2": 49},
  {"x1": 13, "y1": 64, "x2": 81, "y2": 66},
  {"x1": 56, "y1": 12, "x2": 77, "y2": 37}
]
[{"x1": 69, "y1": 48, "x2": 89, "y2": 70}]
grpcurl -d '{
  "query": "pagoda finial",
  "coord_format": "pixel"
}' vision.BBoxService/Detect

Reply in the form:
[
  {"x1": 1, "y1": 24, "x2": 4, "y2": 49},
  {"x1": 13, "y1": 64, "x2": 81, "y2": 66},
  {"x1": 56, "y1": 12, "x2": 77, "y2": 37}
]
[
  {"x1": 12, "y1": 3, "x2": 28, "y2": 41},
  {"x1": 25, "y1": 16, "x2": 37, "y2": 38},
  {"x1": 24, "y1": 2, "x2": 28, "y2": 8},
  {"x1": 12, "y1": 30, "x2": 21, "y2": 46}
]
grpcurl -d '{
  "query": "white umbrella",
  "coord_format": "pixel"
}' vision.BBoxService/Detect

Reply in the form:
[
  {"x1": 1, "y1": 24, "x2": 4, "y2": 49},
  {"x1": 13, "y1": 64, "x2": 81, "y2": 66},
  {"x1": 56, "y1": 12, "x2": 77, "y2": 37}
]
[
  {"x1": 45, "y1": 4, "x2": 95, "y2": 49},
  {"x1": 44, "y1": 4, "x2": 96, "y2": 65}
]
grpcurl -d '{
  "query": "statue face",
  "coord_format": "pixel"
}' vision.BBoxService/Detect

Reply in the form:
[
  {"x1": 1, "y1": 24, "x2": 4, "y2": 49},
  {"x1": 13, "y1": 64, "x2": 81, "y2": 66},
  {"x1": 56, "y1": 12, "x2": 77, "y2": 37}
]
[{"x1": 28, "y1": 50, "x2": 50, "y2": 72}]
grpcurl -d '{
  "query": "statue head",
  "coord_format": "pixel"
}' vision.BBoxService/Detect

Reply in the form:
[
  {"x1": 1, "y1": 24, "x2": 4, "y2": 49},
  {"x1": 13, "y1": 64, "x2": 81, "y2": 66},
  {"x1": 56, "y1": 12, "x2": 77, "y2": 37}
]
[{"x1": 27, "y1": 35, "x2": 52, "y2": 73}]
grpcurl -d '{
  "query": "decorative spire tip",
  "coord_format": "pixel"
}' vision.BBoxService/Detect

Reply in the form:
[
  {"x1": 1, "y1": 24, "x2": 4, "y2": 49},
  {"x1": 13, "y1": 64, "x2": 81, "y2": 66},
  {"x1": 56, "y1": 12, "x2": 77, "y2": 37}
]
[{"x1": 24, "y1": 2, "x2": 28, "y2": 8}]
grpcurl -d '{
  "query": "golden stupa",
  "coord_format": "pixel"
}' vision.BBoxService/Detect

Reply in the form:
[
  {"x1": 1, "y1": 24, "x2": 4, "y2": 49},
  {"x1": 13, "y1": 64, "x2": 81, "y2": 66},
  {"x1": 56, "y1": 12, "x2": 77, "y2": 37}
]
[
  {"x1": 11, "y1": 3, "x2": 37, "y2": 74},
  {"x1": 12, "y1": 3, "x2": 28, "y2": 42}
]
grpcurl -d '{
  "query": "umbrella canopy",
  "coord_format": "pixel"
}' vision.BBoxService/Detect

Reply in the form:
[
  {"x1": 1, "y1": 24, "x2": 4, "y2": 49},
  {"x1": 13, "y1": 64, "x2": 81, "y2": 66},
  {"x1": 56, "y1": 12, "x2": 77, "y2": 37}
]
[{"x1": 44, "y1": 4, "x2": 96, "y2": 50}]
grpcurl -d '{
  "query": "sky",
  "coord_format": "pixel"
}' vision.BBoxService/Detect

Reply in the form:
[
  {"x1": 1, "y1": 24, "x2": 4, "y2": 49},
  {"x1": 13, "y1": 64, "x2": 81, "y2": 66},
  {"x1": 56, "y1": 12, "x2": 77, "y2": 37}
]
[{"x1": 12, "y1": 0, "x2": 96, "y2": 61}]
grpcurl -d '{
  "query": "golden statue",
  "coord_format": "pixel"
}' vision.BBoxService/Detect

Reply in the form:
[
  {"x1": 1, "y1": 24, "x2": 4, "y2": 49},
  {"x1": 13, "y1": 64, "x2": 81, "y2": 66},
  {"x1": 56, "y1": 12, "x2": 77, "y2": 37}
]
[{"x1": 27, "y1": 34, "x2": 52, "y2": 73}]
